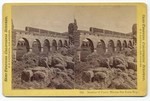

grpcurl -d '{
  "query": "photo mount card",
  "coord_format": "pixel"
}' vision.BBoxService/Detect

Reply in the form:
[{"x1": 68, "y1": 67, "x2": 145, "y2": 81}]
[{"x1": 3, "y1": 3, "x2": 147, "y2": 96}]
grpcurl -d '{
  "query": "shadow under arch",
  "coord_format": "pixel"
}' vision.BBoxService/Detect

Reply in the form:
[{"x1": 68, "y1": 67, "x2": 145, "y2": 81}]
[
  {"x1": 108, "y1": 40, "x2": 115, "y2": 53},
  {"x1": 64, "y1": 40, "x2": 68, "y2": 47},
  {"x1": 58, "y1": 40, "x2": 63, "y2": 47},
  {"x1": 128, "y1": 40, "x2": 133, "y2": 48},
  {"x1": 116, "y1": 40, "x2": 122, "y2": 52},
  {"x1": 123, "y1": 40, "x2": 127, "y2": 49},
  {"x1": 21, "y1": 38, "x2": 30, "y2": 52},
  {"x1": 97, "y1": 40, "x2": 106, "y2": 55},
  {"x1": 86, "y1": 38, "x2": 94, "y2": 52},
  {"x1": 52, "y1": 39, "x2": 57, "y2": 52},
  {"x1": 80, "y1": 38, "x2": 94, "y2": 61},
  {"x1": 43, "y1": 39, "x2": 50, "y2": 53},
  {"x1": 16, "y1": 38, "x2": 30, "y2": 60},
  {"x1": 32, "y1": 39, "x2": 41, "y2": 54}
]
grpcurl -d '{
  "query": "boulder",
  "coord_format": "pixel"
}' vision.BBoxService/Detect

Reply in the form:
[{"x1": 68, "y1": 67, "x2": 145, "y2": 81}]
[
  {"x1": 64, "y1": 56, "x2": 75, "y2": 70},
  {"x1": 127, "y1": 61, "x2": 137, "y2": 71},
  {"x1": 67, "y1": 69, "x2": 74, "y2": 75},
  {"x1": 30, "y1": 67, "x2": 52, "y2": 84},
  {"x1": 86, "y1": 51, "x2": 99, "y2": 62},
  {"x1": 128, "y1": 74, "x2": 137, "y2": 80},
  {"x1": 98, "y1": 58, "x2": 110, "y2": 68},
  {"x1": 57, "y1": 71, "x2": 68, "y2": 78},
  {"x1": 126, "y1": 56, "x2": 135, "y2": 62},
  {"x1": 125, "y1": 79, "x2": 136, "y2": 89},
  {"x1": 93, "y1": 72, "x2": 107, "y2": 82},
  {"x1": 38, "y1": 57, "x2": 49, "y2": 68},
  {"x1": 49, "y1": 76, "x2": 64, "y2": 88},
  {"x1": 116, "y1": 83, "x2": 132, "y2": 89},
  {"x1": 54, "y1": 64, "x2": 66, "y2": 70},
  {"x1": 82, "y1": 71, "x2": 94, "y2": 83},
  {"x1": 49, "y1": 67, "x2": 61, "y2": 75},
  {"x1": 109, "y1": 77, "x2": 124, "y2": 89},
  {"x1": 67, "y1": 69, "x2": 74, "y2": 79},
  {"x1": 95, "y1": 72, "x2": 107, "y2": 79},
  {"x1": 31, "y1": 66, "x2": 48, "y2": 73},
  {"x1": 111, "y1": 56, "x2": 128, "y2": 72},
  {"x1": 21, "y1": 69, "x2": 33, "y2": 82},
  {"x1": 115, "y1": 64, "x2": 127, "y2": 71},
  {"x1": 116, "y1": 79, "x2": 136, "y2": 89},
  {"x1": 32, "y1": 71, "x2": 47, "y2": 82},
  {"x1": 59, "y1": 47, "x2": 68, "y2": 56},
  {"x1": 92, "y1": 67, "x2": 109, "y2": 74},
  {"x1": 22, "y1": 52, "x2": 39, "y2": 68},
  {"x1": 48, "y1": 70, "x2": 74, "y2": 89},
  {"x1": 128, "y1": 69, "x2": 135, "y2": 75},
  {"x1": 52, "y1": 53, "x2": 67, "y2": 69}
]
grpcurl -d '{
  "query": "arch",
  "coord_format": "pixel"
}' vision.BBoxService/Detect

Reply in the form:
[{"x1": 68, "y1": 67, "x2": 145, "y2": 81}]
[
  {"x1": 57, "y1": 40, "x2": 63, "y2": 52},
  {"x1": 107, "y1": 40, "x2": 115, "y2": 53},
  {"x1": 58, "y1": 40, "x2": 63, "y2": 47},
  {"x1": 43, "y1": 39, "x2": 50, "y2": 53},
  {"x1": 22, "y1": 38, "x2": 30, "y2": 52},
  {"x1": 64, "y1": 40, "x2": 68, "y2": 47},
  {"x1": 32, "y1": 39, "x2": 41, "y2": 54},
  {"x1": 16, "y1": 38, "x2": 30, "y2": 60},
  {"x1": 86, "y1": 38, "x2": 94, "y2": 52},
  {"x1": 80, "y1": 38, "x2": 94, "y2": 61},
  {"x1": 123, "y1": 40, "x2": 127, "y2": 49},
  {"x1": 96, "y1": 40, "x2": 106, "y2": 55},
  {"x1": 52, "y1": 39, "x2": 57, "y2": 52},
  {"x1": 116, "y1": 40, "x2": 122, "y2": 52},
  {"x1": 128, "y1": 40, "x2": 133, "y2": 48}
]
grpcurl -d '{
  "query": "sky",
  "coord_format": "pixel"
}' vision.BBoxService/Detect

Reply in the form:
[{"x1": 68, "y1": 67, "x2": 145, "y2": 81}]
[{"x1": 12, "y1": 5, "x2": 136, "y2": 33}]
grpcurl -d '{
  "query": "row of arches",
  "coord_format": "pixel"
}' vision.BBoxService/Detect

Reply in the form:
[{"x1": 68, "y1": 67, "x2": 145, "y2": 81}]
[
  {"x1": 16, "y1": 38, "x2": 68, "y2": 60},
  {"x1": 80, "y1": 38, "x2": 133, "y2": 61}
]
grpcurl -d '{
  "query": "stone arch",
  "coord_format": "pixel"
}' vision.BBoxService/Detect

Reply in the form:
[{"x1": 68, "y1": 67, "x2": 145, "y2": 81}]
[
  {"x1": 64, "y1": 40, "x2": 68, "y2": 47},
  {"x1": 43, "y1": 39, "x2": 50, "y2": 54},
  {"x1": 32, "y1": 39, "x2": 41, "y2": 54},
  {"x1": 80, "y1": 38, "x2": 94, "y2": 61},
  {"x1": 128, "y1": 40, "x2": 133, "y2": 48},
  {"x1": 22, "y1": 38, "x2": 30, "y2": 51},
  {"x1": 52, "y1": 39, "x2": 57, "y2": 52},
  {"x1": 116, "y1": 40, "x2": 122, "y2": 52},
  {"x1": 58, "y1": 40, "x2": 63, "y2": 47},
  {"x1": 86, "y1": 38, "x2": 94, "y2": 52},
  {"x1": 96, "y1": 40, "x2": 106, "y2": 55},
  {"x1": 58, "y1": 40, "x2": 63, "y2": 52},
  {"x1": 123, "y1": 40, "x2": 127, "y2": 49},
  {"x1": 16, "y1": 38, "x2": 30, "y2": 60},
  {"x1": 107, "y1": 40, "x2": 115, "y2": 53}
]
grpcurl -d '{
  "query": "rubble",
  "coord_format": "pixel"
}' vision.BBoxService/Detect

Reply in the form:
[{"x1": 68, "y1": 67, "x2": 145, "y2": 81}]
[
  {"x1": 14, "y1": 47, "x2": 137, "y2": 89},
  {"x1": 79, "y1": 51, "x2": 137, "y2": 89}
]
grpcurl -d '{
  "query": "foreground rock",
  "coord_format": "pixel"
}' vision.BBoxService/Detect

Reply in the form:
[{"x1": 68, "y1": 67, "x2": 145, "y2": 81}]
[
  {"x1": 21, "y1": 66, "x2": 74, "y2": 89},
  {"x1": 22, "y1": 52, "x2": 39, "y2": 68},
  {"x1": 38, "y1": 53, "x2": 75, "y2": 71},
  {"x1": 21, "y1": 67, "x2": 49, "y2": 83},
  {"x1": 81, "y1": 66, "x2": 137, "y2": 89}
]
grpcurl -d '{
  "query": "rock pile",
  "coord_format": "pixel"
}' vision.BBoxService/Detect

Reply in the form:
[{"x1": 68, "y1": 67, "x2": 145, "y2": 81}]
[
  {"x1": 19, "y1": 48, "x2": 137, "y2": 89},
  {"x1": 21, "y1": 52, "x2": 75, "y2": 89},
  {"x1": 81, "y1": 54, "x2": 137, "y2": 89}
]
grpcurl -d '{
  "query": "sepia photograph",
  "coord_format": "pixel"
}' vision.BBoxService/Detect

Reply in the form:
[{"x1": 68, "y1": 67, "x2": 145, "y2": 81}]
[{"x1": 12, "y1": 5, "x2": 137, "y2": 89}]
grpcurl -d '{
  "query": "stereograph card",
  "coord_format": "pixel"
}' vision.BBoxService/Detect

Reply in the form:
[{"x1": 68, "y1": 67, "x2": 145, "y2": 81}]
[{"x1": 2, "y1": 3, "x2": 147, "y2": 96}]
